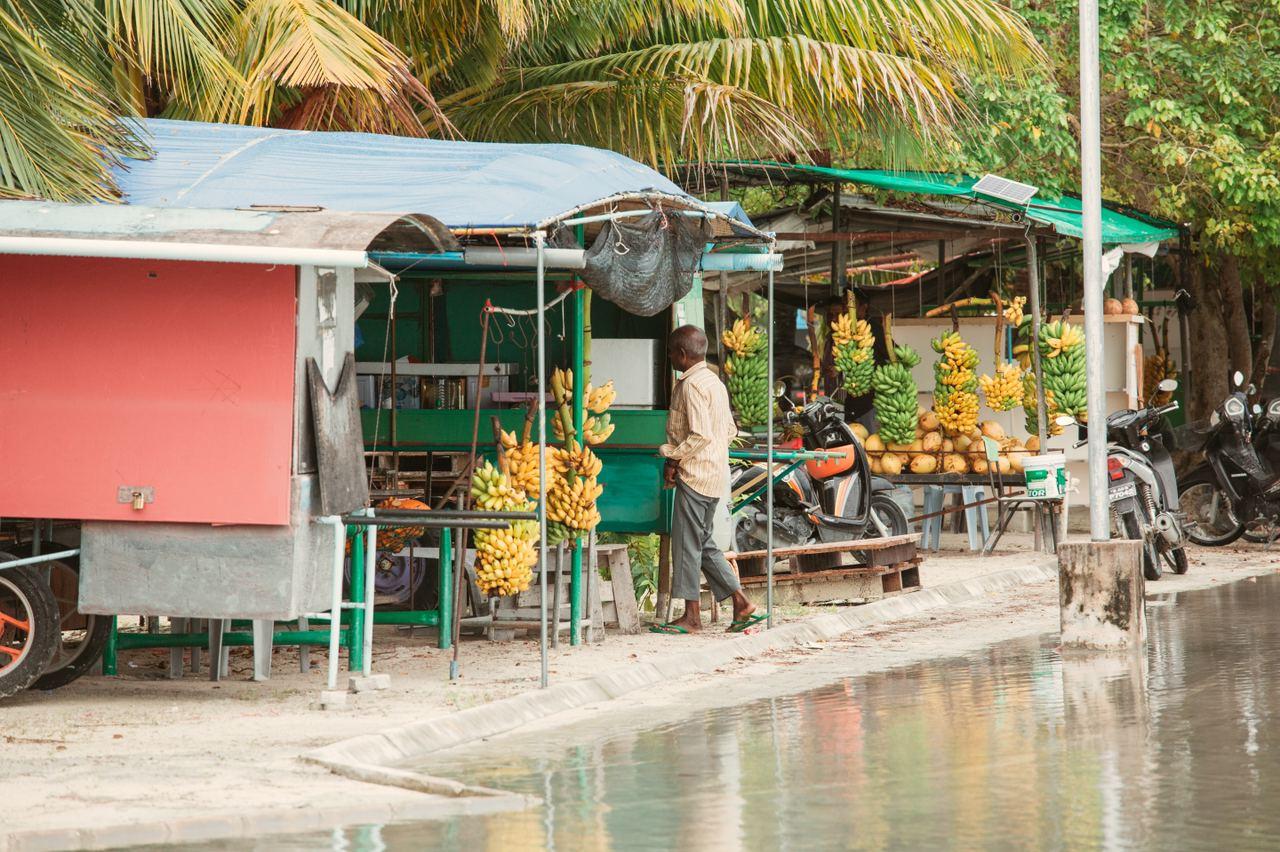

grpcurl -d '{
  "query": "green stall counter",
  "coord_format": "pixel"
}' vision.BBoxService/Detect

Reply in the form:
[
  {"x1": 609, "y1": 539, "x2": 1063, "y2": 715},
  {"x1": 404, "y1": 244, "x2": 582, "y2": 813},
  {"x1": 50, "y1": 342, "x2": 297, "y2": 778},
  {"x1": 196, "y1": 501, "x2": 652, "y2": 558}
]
[{"x1": 362, "y1": 408, "x2": 673, "y2": 534}]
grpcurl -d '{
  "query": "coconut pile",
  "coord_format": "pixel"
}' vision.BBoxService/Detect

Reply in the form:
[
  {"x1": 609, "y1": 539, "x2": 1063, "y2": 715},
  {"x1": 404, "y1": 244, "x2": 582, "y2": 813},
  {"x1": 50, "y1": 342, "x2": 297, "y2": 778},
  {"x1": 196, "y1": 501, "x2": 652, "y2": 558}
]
[{"x1": 855, "y1": 408, "x2": 1040, "y2": 476}]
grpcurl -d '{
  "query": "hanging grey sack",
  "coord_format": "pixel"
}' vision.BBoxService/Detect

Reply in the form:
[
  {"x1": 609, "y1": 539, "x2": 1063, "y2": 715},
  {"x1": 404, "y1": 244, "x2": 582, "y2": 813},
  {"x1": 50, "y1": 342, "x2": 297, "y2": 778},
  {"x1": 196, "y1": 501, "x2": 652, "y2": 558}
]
[{"x1": 568, "y1": 212, "x2": 712, "y2": 317}]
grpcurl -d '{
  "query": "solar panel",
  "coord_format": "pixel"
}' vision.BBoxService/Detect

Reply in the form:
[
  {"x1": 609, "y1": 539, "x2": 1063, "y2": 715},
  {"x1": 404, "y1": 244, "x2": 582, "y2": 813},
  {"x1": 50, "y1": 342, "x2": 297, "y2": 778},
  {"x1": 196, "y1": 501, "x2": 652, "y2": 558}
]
[{"x1": 974, "y1": 174, "x2": 1038, "y2": 206}]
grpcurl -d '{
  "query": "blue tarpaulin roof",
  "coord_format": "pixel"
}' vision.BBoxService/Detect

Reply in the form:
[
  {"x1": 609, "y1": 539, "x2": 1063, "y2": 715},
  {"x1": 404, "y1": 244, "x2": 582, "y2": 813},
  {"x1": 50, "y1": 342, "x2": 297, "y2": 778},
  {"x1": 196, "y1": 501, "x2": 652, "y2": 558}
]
[{"x1": 111, "y1": 120, "x2": 748, "y2": 232}]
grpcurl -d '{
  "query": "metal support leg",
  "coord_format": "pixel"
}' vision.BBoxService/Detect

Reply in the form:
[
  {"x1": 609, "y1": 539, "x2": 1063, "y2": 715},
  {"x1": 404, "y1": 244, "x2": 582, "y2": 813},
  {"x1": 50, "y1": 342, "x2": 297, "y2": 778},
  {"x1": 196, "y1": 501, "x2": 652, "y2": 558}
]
[
  {"x1": 208, "y1": 619, "x2": 228, "y2": 681},
  {"x1": 298, "y1": 617, "x2": 311, "y2": 673},
  {"x1": 551, "y1": 543, "x2": 563, "y2": 649},
  {"x1": 252, "y1": 619, "x2": 273, "y2": 682},
  {"x1": 438, "y1": 527, "x2": 453, "y2": 650},
  {"x1": 169, "y1": 618, "x2": 186, "y2": 679},
  {"x1": 102, "y1": 616, "x2": 118, "y2": 676}
]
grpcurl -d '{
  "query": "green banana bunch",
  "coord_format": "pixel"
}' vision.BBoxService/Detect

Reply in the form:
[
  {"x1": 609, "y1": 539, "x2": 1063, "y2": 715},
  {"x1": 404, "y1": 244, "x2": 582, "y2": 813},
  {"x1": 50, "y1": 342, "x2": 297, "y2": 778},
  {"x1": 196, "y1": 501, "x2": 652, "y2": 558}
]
[
  {"x1": 1037, "y1": 320, "x2": 1087, "y2": 419},
  {"x1": 871, "y1": 345, "x2": 922, "y2": 445},
  {"x1": 725, "y1": 350, "x2": 769, "y2": 427}
]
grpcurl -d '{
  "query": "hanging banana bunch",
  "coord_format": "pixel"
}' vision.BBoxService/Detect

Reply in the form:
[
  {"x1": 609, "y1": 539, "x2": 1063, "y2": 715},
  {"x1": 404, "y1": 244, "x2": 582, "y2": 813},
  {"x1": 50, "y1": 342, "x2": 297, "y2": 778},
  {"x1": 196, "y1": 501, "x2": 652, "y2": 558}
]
[
  {"x1": 979, "y1": 293, "x2": 1024, "y2": 412},
  {"x1": 1022, "y1": 370, "x2": 1063, "y2": 437},
  {"x1": 1038, "y1": 319, "x2": 1087, "y2": 420},
  {"x1": 722, "y1": 316, "x2": 769, "y2": 427},
  {"x1": 871, "y1": 315, "x2": 923, "y2": 446},
  {"x1": 931, "y1": 329, "x2": 980, "y2": 435},
  {"x1": 1143, "y1": 315, "x2": 1178, "y2": 405},
  {"x1": 471, "y1": 461, "x2": 540, "y2": 596},
  {"x1": 832, "y1": 294, "x2": 876, "y2": 398}
]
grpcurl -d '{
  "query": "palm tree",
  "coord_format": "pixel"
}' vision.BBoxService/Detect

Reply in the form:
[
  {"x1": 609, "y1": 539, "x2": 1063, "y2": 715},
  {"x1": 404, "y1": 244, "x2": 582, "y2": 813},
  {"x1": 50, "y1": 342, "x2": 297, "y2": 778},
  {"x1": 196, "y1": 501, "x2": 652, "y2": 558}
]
[{"x1": 0, "y1": 0, "x2": 1043, "y2": 200}]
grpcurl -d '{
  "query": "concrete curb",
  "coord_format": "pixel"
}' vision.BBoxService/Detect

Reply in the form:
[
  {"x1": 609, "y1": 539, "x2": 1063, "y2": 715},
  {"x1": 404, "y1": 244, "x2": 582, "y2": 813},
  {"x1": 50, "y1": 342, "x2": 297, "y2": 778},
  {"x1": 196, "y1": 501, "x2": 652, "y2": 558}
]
[{"x1": 308, "y1": 561, "x2": 1058, "y2": 769}]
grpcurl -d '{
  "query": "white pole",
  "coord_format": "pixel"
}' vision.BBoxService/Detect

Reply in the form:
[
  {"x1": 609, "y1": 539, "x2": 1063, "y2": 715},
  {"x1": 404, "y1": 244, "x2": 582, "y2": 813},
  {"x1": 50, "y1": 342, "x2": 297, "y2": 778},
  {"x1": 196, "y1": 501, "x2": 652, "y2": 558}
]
[
  {"x1": 1080, "y1": 0, "x2": 1110, "y2": 539},
  {"x1": 536, "y1": 232, "x2": 550, "y2": 687},
  {"x1": 363, "y1": 511, "x2": 376, "y2": 678},
  {"x1": 766, "y1": 259, "x2": 775, "y2": 627}
]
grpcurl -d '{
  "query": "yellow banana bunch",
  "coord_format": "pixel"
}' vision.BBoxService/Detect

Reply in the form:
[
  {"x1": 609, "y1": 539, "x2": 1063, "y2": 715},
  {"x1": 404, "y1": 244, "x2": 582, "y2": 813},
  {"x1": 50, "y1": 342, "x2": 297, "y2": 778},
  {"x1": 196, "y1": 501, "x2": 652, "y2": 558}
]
[
  {"x1": 560, "y1": 443, "x2": 603, "y2": 477},
  {"x1": 1043, "y1": 323, "x2": 1084, "y2": 358},
  {"x1": 583, "y1": 413, "x2": 615, "y2": 445},
  {"x1": 722, "y1": 317, "x2": 764, "y2": 357},
  {"x1": 1003, "y1": 296, "x2": 1026, "y2": 327},
  {"x1": 550, "y1": 367, "x2": 574, "y2": 406},
  {"x1": 475, "y1": 514, "x2": 539, "y2": 597},
  {"x1": 547, "y1": 474, "x2": 604, "y2": 532},
  {"x1": 979, "y1": 362, "x2": 1024, "y2": 412},
  {"x1": 831, "y1": 311, "x2": 854, "y2": 347},
  {"x1": 1144, "y1": 353, "x2": 1177, "y2": 405},
  {"x1": 500, "y1": 441, "x2": 542, "y2": 498},
  {"x1": 586, "y1": 381, "x2": 616, "y2": 414},
  {"x1": 499, "y1": 429, "x2": 518, "y2": 450},
  {"x1": 931, "y1": 330, "x2": 980, "y2": 435}
]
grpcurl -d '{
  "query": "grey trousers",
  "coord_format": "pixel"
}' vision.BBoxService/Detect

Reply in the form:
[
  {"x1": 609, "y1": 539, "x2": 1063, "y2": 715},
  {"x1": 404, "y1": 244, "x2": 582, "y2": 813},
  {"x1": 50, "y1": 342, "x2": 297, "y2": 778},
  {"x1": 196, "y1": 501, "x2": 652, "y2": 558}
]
[{"x1": 672, "y1": 480, "x2": 741, "y2": 602}]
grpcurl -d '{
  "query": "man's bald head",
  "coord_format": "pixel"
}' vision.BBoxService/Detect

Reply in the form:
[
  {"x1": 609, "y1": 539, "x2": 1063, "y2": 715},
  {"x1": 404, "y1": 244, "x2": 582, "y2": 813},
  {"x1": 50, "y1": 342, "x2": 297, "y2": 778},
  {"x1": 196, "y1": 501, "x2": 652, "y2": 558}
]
[{"x1": 669, "y1": 325, "x2": 708, "y2": 371}]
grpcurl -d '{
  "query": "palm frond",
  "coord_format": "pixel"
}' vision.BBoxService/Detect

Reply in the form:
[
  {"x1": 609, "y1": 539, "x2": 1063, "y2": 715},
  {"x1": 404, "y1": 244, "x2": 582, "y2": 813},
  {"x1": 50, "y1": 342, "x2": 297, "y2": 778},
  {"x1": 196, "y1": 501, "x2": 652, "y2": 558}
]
[
  {"x1": 0, "y1": 2, "x2": 138, "y2": 200},
  {"x1": 445, "y1": 74, "x2": 814, "y2": 166},
  {"x1": 103, "y1": 0, "x2": 246, "y2": 120},
  {"x1": 232, "y1": 0, "x2": 449, "y2": 134}
]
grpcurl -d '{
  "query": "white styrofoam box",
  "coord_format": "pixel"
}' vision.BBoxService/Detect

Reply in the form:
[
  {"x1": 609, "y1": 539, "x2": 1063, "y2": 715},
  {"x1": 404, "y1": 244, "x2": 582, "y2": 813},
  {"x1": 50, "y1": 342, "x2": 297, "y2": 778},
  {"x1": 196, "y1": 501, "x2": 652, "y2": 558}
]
[{"x1": 592, "y1": 338, "x2": 660, "y2": 408}]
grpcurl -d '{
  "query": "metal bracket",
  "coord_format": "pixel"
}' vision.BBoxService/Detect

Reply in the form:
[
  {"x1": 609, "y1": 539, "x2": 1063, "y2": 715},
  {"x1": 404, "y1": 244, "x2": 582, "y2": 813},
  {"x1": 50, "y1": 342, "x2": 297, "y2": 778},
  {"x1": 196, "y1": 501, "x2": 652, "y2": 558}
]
[{"x1": 117, "y1": 486, "x2": 155, "y2": 509}]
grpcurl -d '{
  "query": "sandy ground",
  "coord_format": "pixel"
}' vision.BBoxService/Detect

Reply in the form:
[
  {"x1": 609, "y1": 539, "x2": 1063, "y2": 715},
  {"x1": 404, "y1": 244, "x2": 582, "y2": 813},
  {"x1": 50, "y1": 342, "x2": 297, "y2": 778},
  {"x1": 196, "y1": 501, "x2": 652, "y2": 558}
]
[{"x1": 5, "y1": 534, "x2": 1280, "y2": 844}]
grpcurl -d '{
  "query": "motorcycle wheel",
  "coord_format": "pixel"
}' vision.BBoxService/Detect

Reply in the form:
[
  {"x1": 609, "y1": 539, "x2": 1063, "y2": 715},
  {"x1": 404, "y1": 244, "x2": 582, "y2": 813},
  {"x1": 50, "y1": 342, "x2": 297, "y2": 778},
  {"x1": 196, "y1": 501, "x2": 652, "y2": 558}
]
[
  {"x1": 867, "y1": 494, "x2": 909, "y2": 538},
  {"x1": 1178, "y1": 477, "x2": 1245, "y2": 547},
  {"x1": 0, "y1": 555, "x2": 60, "y2": 700},
  {"x1": 1119, "y1": 510, "x2": 1162, "y2": 581},
  {"x1": 1242, "y1": 521, "x2": 1280, "y2": 544},
  {"x1": 1164, "y1": 546, "x2": 1190, "y2": 575}
]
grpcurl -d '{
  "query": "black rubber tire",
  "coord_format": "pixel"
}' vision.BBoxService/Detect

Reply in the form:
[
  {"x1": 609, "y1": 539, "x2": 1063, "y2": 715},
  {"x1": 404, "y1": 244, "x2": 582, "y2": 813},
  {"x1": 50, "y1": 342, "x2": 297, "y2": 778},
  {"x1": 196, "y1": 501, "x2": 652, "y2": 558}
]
[
  {"x1": 1120, "y1": 510, "x2": 1162, "y2": 581},
  {"x1": 1166, "y1": 546, "x2": 1190, "y2": 575},
  {"x1": 1178, "y1": 475, "x2": 1245, "y2": 547},
  {"x1": 867, "y1": 494, "x2": 910, "y2": 538},
  {"x1": 0, "y1": 555, "x2": 60, "y2": 700},
  {"x1": 14, "y1": 544, "x2": 111, "y2": 692}
]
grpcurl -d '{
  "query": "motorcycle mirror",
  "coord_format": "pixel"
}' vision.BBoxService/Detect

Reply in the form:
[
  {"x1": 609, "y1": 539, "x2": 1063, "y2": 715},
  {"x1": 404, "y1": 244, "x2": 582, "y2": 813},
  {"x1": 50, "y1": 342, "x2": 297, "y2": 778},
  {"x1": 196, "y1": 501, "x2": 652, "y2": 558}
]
[
  {"x1": 1157, "y1": 378, "x2": 1178, "y2": 393},
  {"x1": 1234, "y1": 370, "x2": 1245, "y2": 388},
  {"x1": 1054, "y1": 414, "x2": 1076, "y2": 428},
  {"x1": 773, "y1": 380, "x2": 788, "y2": 398}
]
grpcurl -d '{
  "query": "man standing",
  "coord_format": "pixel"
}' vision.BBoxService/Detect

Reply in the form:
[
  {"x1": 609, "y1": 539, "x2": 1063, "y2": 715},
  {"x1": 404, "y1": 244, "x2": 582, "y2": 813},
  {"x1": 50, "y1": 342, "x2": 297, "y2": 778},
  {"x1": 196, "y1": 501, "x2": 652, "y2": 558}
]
[{"x1": 652, "y1": 325, "x2": 765, "y2": 634}]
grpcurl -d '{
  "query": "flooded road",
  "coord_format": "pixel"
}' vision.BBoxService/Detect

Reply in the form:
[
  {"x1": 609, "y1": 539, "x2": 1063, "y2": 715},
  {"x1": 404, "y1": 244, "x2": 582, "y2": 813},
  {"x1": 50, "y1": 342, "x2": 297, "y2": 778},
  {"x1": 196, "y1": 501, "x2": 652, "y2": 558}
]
[{"x1": 175, "y1": 573, "x2": 1280, "y2": 850}]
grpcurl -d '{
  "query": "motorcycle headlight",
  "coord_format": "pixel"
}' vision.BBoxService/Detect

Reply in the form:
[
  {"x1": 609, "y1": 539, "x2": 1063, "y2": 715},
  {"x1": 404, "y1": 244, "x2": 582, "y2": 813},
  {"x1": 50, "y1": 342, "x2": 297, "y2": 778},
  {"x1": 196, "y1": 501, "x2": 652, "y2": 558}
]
[
  {"x1": 1225, "y1": 397, "x2": 1247, "y2": 420},
  {"x1": 1268, "y1": 398, "x2": 1280, "y2": 419}
]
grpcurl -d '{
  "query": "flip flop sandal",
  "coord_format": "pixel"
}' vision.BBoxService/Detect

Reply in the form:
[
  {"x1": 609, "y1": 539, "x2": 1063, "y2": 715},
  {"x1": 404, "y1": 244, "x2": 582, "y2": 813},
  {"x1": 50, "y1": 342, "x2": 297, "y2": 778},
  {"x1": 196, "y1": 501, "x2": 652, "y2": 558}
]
[
  {"x1": 727, "y1": 612, "x2": 769, "y2": 633},
  {"x1": 648, "y1": 623, "x2": 693, "y2": 635}
]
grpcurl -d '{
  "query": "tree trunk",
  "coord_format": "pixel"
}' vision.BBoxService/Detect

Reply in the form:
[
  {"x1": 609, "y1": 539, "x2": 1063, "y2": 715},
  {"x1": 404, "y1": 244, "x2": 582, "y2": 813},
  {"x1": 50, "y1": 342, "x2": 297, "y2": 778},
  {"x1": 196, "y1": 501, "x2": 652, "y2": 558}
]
[
  {"x1": 1187, "y1": 256, "x2": 1230, "y2": 420},
  {"x1": 1219, "y1": 253, "x2": 1253, "y2": 378},
  {"x1": 1251, "y1": 281, "x2": 1276, "y2": 394}
]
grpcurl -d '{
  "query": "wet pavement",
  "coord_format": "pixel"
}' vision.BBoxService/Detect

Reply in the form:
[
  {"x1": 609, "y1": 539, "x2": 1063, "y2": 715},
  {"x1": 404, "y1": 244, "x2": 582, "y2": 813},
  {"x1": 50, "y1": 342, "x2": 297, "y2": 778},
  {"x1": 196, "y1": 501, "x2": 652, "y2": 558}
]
[{"x1": 163, "y1": 573, "x2": 1280, "y2": 850}]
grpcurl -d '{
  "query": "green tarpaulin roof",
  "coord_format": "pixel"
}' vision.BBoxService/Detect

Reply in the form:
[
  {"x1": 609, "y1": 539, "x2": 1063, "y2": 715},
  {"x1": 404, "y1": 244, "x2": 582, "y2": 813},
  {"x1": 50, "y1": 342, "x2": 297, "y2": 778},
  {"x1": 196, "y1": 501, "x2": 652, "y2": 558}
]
[{"x1": 701, "y1": 162, "x2": 1180, "y2": 245}]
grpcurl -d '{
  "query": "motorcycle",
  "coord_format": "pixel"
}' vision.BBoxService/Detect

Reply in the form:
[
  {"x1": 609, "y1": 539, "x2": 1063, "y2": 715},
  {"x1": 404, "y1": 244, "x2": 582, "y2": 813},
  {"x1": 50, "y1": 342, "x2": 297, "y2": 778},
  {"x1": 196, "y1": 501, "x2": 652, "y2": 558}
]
[
  {"x1": 731, "y1": 386, "x2": 909, "y2": 568},
  {"x1": 1067, "y1": 377, "x2": 1188, "y2": 580},
  {"x1": 1178, "y1": 371, "x2": 1280, "y2": 546}
]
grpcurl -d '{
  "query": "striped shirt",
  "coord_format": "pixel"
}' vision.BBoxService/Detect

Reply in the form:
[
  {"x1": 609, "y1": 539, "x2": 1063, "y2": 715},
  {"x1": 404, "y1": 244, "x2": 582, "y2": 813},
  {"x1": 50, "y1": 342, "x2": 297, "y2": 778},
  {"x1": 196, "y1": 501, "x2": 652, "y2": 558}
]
[{"x1": 660, "y1": 360, "x2": 737, "y2": 498}]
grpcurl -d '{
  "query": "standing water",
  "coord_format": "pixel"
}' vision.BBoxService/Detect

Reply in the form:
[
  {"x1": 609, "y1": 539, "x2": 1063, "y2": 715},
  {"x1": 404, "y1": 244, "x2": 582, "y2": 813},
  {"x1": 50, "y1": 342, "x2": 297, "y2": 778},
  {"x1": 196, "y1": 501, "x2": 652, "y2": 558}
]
[{"x1": 168, "y1": 574, "x2": 1280, "y2": 850}]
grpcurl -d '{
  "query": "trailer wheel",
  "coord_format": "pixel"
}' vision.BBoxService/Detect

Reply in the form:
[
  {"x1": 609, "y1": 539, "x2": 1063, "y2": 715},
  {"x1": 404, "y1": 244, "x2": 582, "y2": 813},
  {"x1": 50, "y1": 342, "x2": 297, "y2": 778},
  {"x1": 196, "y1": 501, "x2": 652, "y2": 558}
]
[
  {"x1": 21, "y1": 547, "x2": 111, "y2": 691},
  {"x1": 0, "y1": 554, "x2": 60, "y2": 699}
]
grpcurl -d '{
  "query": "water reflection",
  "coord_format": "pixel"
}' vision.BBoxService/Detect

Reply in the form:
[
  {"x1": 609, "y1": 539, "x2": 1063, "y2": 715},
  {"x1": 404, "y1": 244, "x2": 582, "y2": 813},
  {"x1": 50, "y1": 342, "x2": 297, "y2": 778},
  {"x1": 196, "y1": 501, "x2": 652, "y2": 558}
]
[{"x1": 168, "y1": 573, "x2": 1280, "y2": 851}]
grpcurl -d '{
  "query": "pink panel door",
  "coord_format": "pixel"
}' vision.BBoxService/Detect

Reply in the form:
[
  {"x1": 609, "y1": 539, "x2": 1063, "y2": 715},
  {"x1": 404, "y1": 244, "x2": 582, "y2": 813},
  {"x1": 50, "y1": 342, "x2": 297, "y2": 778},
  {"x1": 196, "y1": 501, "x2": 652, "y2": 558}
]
[{"x1": 0, "y1": 256, "x2": 297, "y2": 525}]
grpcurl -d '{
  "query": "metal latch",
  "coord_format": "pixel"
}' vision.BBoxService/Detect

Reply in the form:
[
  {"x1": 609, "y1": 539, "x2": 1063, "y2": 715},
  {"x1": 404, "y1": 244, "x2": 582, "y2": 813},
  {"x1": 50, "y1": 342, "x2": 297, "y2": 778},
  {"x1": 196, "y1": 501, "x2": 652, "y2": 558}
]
[{"x1": 117, "y1": 486, "x2": 155, "y2": 510}]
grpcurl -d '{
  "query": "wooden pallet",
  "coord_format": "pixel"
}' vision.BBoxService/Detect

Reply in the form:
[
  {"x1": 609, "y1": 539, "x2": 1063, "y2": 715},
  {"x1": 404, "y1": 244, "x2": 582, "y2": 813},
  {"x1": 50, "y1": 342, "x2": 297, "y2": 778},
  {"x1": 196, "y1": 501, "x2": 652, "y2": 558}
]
[{"x1": 724, "y1": 534, "x2": 921, "y2": 606}]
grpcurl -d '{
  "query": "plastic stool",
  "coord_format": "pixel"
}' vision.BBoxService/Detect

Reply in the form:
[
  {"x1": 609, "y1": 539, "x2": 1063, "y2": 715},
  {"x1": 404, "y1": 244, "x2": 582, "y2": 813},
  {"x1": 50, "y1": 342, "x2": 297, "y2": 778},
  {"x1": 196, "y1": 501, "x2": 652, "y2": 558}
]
[{"x1": 919, "y1": 484, "x2": 990, "y2": 551}]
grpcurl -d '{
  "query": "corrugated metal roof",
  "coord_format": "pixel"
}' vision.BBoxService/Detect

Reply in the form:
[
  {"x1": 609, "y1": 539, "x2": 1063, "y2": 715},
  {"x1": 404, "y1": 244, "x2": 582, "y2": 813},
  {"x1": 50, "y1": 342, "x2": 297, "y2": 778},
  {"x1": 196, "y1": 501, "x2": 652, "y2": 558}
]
[{"x1": 112, "y1": 120, "x2": 757, "y2": 233}]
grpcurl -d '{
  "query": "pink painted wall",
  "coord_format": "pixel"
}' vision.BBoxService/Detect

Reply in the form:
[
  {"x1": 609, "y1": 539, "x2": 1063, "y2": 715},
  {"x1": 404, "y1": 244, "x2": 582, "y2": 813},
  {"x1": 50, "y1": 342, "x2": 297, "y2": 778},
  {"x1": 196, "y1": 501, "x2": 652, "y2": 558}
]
[{"x1": 0, "y1": 256, "x2": 297, "y2": 525}]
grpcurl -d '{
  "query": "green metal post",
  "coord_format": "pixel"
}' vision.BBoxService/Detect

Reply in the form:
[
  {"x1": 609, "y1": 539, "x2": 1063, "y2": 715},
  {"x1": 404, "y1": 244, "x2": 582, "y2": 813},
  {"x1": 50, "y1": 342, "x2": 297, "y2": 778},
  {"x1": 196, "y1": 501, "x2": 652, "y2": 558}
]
[
  {"x1": 102, "y1": 616, "x2": 118, "y2": 676},
  {"x1": 348, "y1": 527, "x2": 365, "y2": 673},
  {"x1": 570, "y1": 281, "x2": 585, "y2": 645},
  {"x1": 438, "y1": 526, "x2": 453, "y2": 650}
]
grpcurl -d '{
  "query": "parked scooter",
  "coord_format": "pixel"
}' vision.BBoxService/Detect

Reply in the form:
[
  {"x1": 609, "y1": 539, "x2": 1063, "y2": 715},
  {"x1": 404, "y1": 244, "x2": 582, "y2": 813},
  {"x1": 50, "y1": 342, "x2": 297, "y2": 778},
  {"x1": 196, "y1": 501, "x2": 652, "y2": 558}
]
[
  {"x1": 1064, "y1": 377, "x2": 1188, "y2": 580},
  {"x1": 732, "y1": 386, "x2": 908, "y2": 559},
  {"x1": 1178, "y1": 371, "x2": 1280, "y2": 546}
]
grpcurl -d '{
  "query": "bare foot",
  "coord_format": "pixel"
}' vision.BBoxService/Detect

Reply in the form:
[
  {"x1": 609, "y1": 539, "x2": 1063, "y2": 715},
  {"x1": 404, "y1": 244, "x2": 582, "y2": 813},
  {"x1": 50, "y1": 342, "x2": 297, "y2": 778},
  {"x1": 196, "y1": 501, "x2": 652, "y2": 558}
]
[{"x1": 668, "y1": 607, "x2": 702, "y2": 633}]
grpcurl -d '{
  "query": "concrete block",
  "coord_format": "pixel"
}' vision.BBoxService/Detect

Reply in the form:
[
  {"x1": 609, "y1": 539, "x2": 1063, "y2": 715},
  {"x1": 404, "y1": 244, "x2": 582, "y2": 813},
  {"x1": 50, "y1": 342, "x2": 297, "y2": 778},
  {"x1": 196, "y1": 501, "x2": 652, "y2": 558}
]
[
  {"x1": 316, "y1": 689, "x2": 348, "y2": 710},
  {"x1": 1059, "y1": 540, "x2": 1145, "y2": 650},
  {"x1": 348, "y1": 673, "x2": 391, "y2": 693}
]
